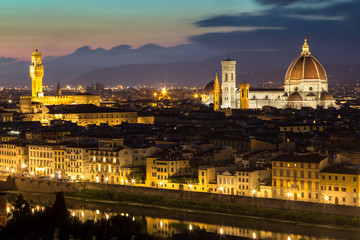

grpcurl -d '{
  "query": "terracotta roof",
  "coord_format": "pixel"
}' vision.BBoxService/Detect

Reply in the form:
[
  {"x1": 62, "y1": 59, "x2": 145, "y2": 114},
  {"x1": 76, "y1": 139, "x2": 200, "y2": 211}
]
[
  {"x1": 320, "y1": 92, "x2": 334, "y2": 101},
  {"x1": 203, "y1": 80, "x2": 215, "y2": 94},
  {"x1": 285, "y1": 40, "x2": 327, "y2": 82},
  {"x1": 272, "y1": 154, "x2": 327, "y2": 163},
  {"x1": 287, "y1": 92, "x2": 303, "y2": 101},
  {"x1": 320, "y1": 165, "x2": 360, "y2": 175}
]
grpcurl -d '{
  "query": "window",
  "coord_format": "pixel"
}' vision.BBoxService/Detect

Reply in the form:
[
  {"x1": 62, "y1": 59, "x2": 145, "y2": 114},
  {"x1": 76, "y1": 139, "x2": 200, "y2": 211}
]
[
  {"x1": 273, "y1": 169, "x2": 276, "y2": 176},
  {"x1": 307, "y1": 181, "x2": 312, "y2": 189},
  {"x1": 335, "y1": 176, "x2": 338, "y2": 180},
  {"x1": 308, "y1": 172, "x2": 311, "y2": 178},
  {"x1": 301, "y1": 171, "x2": 304, "y2": 178},
  {"x1": 301, "y1": 181, "x2": 304, "y2": 189},
  {"x1": 273, "y1": 180, "x2": 276, "y2": 186},
  {"x1": 329, "y1": 186, "x2": 332, "y2": 191},
  {"x1": 287, "y1": 170, "x2": 290, "y2": 177},
  {"x1": 329, "y1": 176, "x2": 331, "y2": 180},
  {"x1": 341, "y1": 187, "x2": 346, "y2": 192},
  {"x1": 308, "y1": 193, "x2": 311, "y2": 199},
  {"x1": 334, "y1": 187, "x2": 339, "y2": 191},
  {"x1": 280, "y1": 170, "x2": 283, "y2": 177},
  {"x1": 342, "y1": 176, "x2": 345, "y2": 181}
]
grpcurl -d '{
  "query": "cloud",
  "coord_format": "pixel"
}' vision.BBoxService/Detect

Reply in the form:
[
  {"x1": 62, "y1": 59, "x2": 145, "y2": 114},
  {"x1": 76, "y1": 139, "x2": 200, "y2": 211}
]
[
  {"x1": 256, "y1": 0, "x2": 339, "y2": 7},
  {"x1": 191, "y1": 0, "x2": 359, "y2": 51}
]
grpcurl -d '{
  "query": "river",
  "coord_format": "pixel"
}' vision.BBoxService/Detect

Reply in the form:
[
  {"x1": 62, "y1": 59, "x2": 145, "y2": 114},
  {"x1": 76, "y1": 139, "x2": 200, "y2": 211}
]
[{"x1": 0, "y1": 191, "x2": 359, "y2": 240}]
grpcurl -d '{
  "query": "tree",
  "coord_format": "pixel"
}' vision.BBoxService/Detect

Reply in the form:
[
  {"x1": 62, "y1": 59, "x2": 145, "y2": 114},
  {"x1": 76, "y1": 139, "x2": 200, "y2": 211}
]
[
  {"x1": 52, "y1": 192, "x2": 69, "y2": 226},
  {"x1": 11, "y1": 194, "x2": 31, "y2": 223}
]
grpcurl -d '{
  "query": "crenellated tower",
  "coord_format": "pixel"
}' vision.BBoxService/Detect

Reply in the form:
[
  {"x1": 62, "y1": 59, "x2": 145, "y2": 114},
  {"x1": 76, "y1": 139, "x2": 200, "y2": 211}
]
[
  {"x1": 213, "y1": 72, "x2": 220, "y2": 111},
  {"x1": 30, "y1": 46, "x2": 44, "y2": 98}
]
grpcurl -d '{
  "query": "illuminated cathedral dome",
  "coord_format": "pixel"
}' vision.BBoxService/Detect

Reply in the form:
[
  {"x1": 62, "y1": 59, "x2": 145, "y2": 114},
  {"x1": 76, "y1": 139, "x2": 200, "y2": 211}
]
[{"x1": 285, "y1": 38, "x2": 327, "y2": 81}]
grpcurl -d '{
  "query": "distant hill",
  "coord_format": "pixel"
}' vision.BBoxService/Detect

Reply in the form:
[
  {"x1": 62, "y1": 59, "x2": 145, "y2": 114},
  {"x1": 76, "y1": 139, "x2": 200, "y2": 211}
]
[
  {"x1": 71, "y1": 59, "x2": 360, "y2": 88},
  {"x1": 0, "y1": 43, "x2": 358, "y2": 87}
]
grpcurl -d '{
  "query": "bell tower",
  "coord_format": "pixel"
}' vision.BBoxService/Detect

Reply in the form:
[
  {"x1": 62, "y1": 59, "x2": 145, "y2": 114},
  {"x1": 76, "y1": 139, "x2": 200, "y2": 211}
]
[
  {"x1": 30, "y1": 45, "x2": 44, "y2": 98},
  {"x1": 221, "y1": 55, "x2": 236, "y2": 108}
]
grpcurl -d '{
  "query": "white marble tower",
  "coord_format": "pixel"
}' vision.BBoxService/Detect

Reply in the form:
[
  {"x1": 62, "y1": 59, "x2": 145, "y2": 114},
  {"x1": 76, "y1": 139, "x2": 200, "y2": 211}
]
[{"x1": 221, "y1": 58, "x2": 236, "y2": 108}]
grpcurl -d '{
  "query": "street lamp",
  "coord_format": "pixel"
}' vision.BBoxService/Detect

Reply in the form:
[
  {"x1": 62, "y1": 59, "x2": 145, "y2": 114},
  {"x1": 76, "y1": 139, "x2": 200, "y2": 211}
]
[{"x1": 252, "y1": 189, "x2": 257, "y2": 196}]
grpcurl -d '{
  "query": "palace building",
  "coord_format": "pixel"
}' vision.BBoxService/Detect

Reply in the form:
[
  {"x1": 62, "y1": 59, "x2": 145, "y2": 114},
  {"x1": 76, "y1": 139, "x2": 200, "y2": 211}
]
[
  {"x1": 202, "y1": 39, "x2": 337, "y2": 110},
  {"x1": 20, "y1": 47, "x2": 100, "y2": 114}
]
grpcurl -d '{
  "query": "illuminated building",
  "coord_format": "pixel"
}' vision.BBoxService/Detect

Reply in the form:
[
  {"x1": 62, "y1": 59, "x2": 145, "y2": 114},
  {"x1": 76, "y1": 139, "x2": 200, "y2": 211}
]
[
  {"x1": 145, "y1": 155, "x2": 192, "y2": 189},
  {"x1": 320, "y1": 165, "x2": 360, "y2": 206},
  {"x1": 65, "y1": 145, "x2": 93, "y2": 181},
  {"x1": 28, "y1": 144, "x2": 55, "y2": 176},
  {"x1": 272, "y1": 154, "x2": 328, "y2": 202},
  {"x1": 202, "y1": 39, "x2": 337, "y2": 109},
  {"x1": 54, "y1": 146, "x2": 66, "y2": 179},
  {"x1": 89, "y1": 139, "x2": 128, "y2": 184},
  {"x1": 20, "y1": 47, "x2": 100, "y2": 117},
  {"x1": 0, "y1": 142, "x2": 28, "y2": 173},
  {"x1": 45, "y1": 104, "x2": 138, "y2": 126}
]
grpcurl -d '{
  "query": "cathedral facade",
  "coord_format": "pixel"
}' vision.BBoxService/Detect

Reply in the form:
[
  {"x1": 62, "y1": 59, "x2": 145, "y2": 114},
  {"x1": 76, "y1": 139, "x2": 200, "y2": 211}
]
[{"x1": 202, "y1": 39, "x2": 337, "y2": 110}]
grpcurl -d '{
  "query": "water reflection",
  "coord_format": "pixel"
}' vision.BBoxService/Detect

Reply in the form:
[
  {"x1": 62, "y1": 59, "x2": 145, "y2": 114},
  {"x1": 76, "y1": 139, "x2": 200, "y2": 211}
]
[{"x1": 1, "y1": 192, "x2": 359, "y2": 240}]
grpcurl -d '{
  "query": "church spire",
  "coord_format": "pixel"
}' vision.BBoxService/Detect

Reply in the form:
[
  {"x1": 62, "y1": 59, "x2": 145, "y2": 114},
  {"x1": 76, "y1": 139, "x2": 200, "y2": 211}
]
[
  {"x1": 214, "y1": 71, "x2": 220, "y2": 90},
  {"x1": 213, "y1": 71, "x2": 221, "y2": 111},
  {"x1": 56, "y1": 81, "x2": 62, "y2": 96},
  {"x1": 301, "y1": 37, "x2": 311, "y2": 56}
]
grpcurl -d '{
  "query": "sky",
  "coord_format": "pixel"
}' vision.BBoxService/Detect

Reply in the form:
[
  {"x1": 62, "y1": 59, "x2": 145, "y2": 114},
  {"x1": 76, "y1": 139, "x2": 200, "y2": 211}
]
[{"x1": 0, "y1": 0, "x2": 359, "y2": 61}]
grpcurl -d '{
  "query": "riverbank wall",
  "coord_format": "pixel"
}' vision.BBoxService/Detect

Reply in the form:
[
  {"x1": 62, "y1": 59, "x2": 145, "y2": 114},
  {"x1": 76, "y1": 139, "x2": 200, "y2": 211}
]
[{"x1": 2, "y1": 176, "x2": 360, "y2": 218}]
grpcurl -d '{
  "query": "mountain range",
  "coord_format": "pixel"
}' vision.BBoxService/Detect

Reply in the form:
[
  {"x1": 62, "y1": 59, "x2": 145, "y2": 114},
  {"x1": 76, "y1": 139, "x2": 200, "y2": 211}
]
[{"x1": 0, "y1": 44, "x2": 359, "y2": 88}]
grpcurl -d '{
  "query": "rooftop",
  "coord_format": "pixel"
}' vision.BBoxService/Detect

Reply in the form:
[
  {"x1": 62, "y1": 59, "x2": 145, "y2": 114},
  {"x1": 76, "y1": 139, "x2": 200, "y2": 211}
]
[{"x1": 272, "y1": 154, "x2": 327, "y2": 163}]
